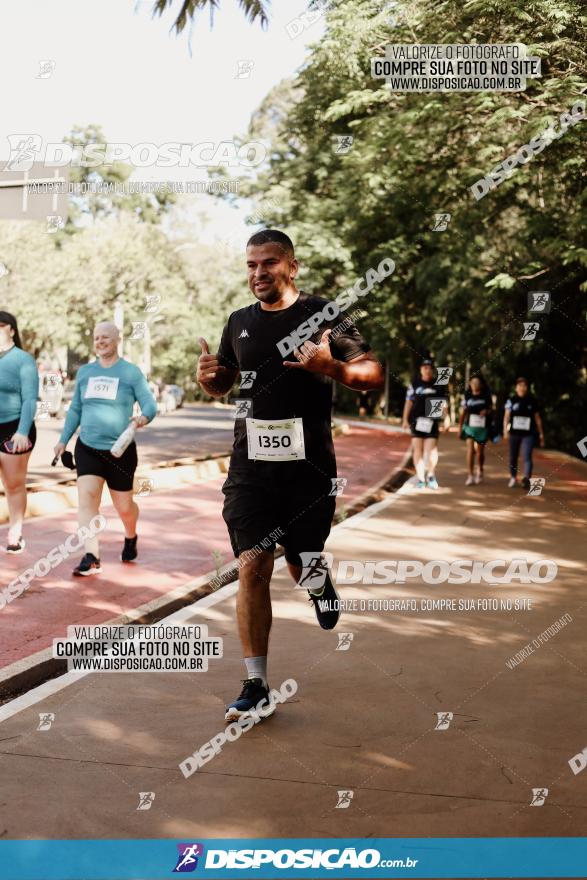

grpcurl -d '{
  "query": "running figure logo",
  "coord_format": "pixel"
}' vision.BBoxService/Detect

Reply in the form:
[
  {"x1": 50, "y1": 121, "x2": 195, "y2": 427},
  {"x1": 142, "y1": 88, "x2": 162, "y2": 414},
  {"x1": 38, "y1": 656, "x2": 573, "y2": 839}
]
[
  {"x1": 134, "y1": 478, "x2": 154, "y2": 498},
  {"x1": 336, "y1": 632, "x2": 354, "y2": 651},
  {"x1": 335, "y1": 790, "x2": 354, "y2": 809},
  {"x1": 435, "y1": 367, "x2": 453, "y2": 385},
  {"x1": 46, "y1": 214, "x2": 65, "y2": 234},
  {"x1": 235, "y1": 60, "x2": 254, "y2": 78},
  {"x1": 6, "y1": 134, "x2": 41, "y2": 171},
  {"x1": 332, "y1": 135, "x2": 353, "y2": 154},
  {"x1": 521, "y1": 322, "x2": 539, "y2": 341},
  {"x1": 528, "y1": 291, "x2": 551, "y2": 314},
  {"x1": 233, "y1": 399, "x2": 252, "y2": 419},
  {"x1": 37, "y1": 60, "x2": 56, "y2": 79},
  {"x1": 530, "y1": 787, "x2": 548, "y2": 806},
  {"x1": 577, "y1": 436, "x2": 587, "y2": 458},
  {"x1": 37, "y1": 402, "x2": 52, "y2": 420},
  {"x1": 144, "y1": 294, "x2": 162, "y2": 314},
  {"x1": 330, "y1": 477, "x2": 347, "y2": 496},
  {"x1": 435, "y1": 712, "x2": 453, "y2": 730},
  {"x1": 431, "y1": 213, "x2": 451, "y2": 232},
  {"x1": 37, "y1": 712, "x2": 55, "y2": 731},
  {"x1": 528, "y1": 478, "x2": 546, "y2": 496},
  {"x1": 240, "y1": 371, "x2": 256, "y2": 390},
  {"x1": 130, "y1": 322, "x2": 148, "y2": 340},
  {"x1": 173, "y1": 843, "x2": 204, "y2": 872},
  {"x1": 136, "y1": 792, "x2": 155, "y2": 811},
  {"x1": 425, "y1": 398, "x2": 445, "y2": 419},
  {"x1": 297, "y1": 552, "x2": 334, "y2": 591}
]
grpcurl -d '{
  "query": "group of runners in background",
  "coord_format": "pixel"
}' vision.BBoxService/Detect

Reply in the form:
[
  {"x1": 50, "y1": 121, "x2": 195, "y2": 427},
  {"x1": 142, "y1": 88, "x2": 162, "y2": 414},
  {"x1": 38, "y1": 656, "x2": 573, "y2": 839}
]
[{"x1": 403, "y1": 358, "x2": 544, "y2": 491}]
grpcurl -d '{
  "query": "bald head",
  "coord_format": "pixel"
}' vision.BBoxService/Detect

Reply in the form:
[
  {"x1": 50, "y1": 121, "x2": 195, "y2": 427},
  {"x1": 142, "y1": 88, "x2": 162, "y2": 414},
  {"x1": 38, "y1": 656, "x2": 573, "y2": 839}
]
[
  {"x1": 95, "y1": 321, "x2": 120, "y2": 339},
  {"x1": 94, "y1": 321, "x2": 120, "y2": 361}
]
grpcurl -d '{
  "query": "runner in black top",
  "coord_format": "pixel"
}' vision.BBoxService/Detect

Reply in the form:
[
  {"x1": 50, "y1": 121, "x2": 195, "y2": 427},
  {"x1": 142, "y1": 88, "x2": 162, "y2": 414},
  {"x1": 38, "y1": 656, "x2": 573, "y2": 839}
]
[
  {"x1": 197, "y1": 229, "x2": 384, "y2": 722},
  {"x1": 503, "y1": 377, "x2": 544, "y2": 488},
  {"x1": 402, "y1": 359, "x2": 448, "y2": 489},
  {"x1": 458, "y1": 374, "x2": 492, "y2": 485}
]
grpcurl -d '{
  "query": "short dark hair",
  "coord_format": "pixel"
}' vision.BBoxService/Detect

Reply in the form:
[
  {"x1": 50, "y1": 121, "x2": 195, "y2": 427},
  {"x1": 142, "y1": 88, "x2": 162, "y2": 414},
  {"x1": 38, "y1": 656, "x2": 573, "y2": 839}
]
[
  {"x1": 515, "y1": 376, "x2": 528, "y2": 384},
  {"x1": 246, "y1": 228, "x2": 295, "y2": 258}
]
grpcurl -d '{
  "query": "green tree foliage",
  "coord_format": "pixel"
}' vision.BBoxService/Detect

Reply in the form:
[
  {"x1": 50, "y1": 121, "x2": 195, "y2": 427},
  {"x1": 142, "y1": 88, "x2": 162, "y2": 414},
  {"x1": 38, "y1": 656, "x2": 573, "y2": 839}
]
[
  {"x1": 64, "y1": 124, "x2": 176, "y2": 228},
  {"x1": 244, "y1": 0, "x2": 586, "y2": 452},
  {"x1": 0, "y1": 124, "x2": 249, "y2": 392},
  {"x1": 150, "y1": 0, "x2": 269, "y2": 32}
]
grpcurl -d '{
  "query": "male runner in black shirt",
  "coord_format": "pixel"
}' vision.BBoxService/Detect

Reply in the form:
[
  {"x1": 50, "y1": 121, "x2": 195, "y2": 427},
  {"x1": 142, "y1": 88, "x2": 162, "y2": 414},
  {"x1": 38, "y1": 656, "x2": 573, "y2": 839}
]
[{"x1": 197, "y1": 229, "x2": 384, "y2": 721}]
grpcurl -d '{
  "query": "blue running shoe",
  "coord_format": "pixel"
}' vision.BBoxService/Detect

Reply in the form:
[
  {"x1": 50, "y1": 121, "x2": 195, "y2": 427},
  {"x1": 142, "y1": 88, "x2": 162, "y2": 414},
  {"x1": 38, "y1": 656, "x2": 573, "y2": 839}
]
[
  {"x1": 427, "y1": 475, "x2": 439, "y2": 490},
  {"x1": 416, "y1": 479, "x2": 426, "y2": 489},
  {"x1": 225, "y1": 678, "x2": 274, "y2": 723}
]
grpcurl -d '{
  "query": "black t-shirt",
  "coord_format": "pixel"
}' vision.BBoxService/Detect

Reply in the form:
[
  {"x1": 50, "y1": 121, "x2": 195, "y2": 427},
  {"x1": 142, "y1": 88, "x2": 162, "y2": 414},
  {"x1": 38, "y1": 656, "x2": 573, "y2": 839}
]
[
  {"x1": 217, "y1": 292, "x2": 370, "y2": 479},
  {"x1": 406, "y1": 378, "x2": 448, "y2": 423},
  {"x1": 462, "y1": 392, "x2": 491, "y2": 426},
  {"x1": 506, "y1": 393, "x2": 541, "y2": 436}
]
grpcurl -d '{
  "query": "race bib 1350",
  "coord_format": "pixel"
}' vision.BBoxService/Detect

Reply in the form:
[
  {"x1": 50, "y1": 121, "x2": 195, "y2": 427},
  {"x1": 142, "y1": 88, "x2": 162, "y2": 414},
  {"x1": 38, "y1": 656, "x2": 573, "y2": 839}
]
[{"x1": 246, "y1": 417, "x2": 306, "y2": 461}]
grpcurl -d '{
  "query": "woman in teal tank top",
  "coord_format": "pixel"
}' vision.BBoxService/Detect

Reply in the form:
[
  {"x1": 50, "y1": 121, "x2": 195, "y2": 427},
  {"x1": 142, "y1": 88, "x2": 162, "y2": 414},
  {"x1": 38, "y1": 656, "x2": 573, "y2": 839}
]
[{"x1": 0, "y1": 311, "x2": 39, "y2": 553}]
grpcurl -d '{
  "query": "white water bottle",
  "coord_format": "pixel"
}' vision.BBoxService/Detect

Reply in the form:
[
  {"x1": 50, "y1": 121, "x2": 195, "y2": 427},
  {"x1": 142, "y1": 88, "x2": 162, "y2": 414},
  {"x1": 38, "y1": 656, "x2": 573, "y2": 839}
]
[{"x1": 111, "y1": 421, "x2": 137, "y2": 458}]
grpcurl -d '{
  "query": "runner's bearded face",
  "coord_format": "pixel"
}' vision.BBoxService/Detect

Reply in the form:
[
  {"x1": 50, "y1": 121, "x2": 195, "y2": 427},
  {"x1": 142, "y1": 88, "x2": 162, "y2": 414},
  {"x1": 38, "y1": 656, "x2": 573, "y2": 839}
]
[{"x1": 246, "y1": 243, "x2": 298, "y2": 305}]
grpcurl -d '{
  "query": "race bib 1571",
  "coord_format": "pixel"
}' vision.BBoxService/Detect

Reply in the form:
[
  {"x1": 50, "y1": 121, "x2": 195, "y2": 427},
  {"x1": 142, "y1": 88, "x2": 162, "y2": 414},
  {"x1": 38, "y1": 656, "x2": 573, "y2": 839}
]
[{"x1": 84, "y1": 376, "x2": 119, "y2": 400}]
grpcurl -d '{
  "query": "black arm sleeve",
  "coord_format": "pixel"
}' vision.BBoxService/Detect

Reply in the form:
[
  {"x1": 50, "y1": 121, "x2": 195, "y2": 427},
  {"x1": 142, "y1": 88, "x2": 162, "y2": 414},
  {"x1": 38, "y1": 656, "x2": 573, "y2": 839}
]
[
  {"x1": 216, "y1": 316, "x2": 238, "y2": 371},
  {"x1": 328, "y1": 321, "x2": 371, "y2": 363}
]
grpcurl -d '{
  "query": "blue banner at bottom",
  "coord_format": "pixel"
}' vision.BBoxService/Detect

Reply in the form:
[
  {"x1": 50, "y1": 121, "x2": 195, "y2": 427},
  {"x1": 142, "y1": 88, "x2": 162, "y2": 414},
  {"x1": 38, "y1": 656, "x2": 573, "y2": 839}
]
[{"x1": 0, "y1": 838, "x2": 585, "y2": 879}]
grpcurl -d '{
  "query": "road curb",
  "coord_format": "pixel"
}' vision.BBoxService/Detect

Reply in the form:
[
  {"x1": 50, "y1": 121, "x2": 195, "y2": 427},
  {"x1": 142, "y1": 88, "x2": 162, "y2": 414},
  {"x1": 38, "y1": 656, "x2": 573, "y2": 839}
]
[{"x1": 0, "y1": 432, "x2": 412, "y2": 702}]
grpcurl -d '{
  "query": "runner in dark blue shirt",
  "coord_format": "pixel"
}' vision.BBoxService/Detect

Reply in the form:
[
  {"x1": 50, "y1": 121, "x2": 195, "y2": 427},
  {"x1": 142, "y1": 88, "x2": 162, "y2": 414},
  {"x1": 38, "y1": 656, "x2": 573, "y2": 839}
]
[
  {"x1": 402, "y1": 359, "x2": 448, "y2": 489},
  {"x1": 503, "y1": 377, "x2": 544, "y2": 488}
]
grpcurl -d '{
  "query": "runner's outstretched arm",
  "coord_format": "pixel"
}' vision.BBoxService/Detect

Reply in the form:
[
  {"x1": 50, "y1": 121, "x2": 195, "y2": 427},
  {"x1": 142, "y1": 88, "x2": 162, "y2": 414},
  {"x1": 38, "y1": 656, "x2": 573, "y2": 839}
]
[{"x1": 283, "y1": 329, "x2": 384, "y2": 391}]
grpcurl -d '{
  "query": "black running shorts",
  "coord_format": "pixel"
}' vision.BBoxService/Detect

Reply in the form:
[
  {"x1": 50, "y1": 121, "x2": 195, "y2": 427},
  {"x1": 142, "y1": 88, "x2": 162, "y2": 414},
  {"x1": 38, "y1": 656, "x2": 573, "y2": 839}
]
[
  {"x1": 222, "y1": 471, "x2": 336, "y2": 567},
  {"x1": 410, "y1": 421, "x2": 440, "y2": 440},
  {"x1": 75, "y1": 437, "x2": 138, "y2": 491},
  {"x1": 0, "y1": 418, "x2": 37, "y2": 454}
]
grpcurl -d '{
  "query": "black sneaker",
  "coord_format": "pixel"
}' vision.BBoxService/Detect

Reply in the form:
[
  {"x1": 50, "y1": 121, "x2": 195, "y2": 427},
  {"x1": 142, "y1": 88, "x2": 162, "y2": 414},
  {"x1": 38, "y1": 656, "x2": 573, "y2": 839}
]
[
  {"x1": 73, "y1": 552, "x2": 101, "y2": 576},
  {"x1": 6, "y1": 537, "x2": 25, "y2": 554},
  {"x1": 521, "y1": 477, "x2": 531, "y2": 490},
  {"x1": 224, "y1": 678, "x2": 274, "y2": 723},
  {"x1": 306, "y1": 567, "x2": 340, "y2": 630},
  {"x1": 121, "y1": 535, "x2": 138, "y2": 563}
]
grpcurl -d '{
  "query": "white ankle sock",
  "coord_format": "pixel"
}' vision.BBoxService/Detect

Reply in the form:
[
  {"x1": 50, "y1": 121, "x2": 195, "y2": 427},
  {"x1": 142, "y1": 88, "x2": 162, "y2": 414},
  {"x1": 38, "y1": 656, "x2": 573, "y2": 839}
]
[{"x1": 245, "y1": 656, "x2": 267, "y2": 686}]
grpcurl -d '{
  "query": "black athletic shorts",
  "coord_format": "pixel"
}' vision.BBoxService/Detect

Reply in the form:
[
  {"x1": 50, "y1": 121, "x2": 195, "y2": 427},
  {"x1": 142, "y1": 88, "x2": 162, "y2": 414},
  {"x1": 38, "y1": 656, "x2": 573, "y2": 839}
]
[
  {"x1": 222, "y1": 470, "x2": 336, "y2": 567},
  {"x1": 410, "y1": 420, "x2": 440, "y2": 440},
  {"x1": 75, "y1": 437, "x2": 137, "y2": 491},
  {"x1": 0, "y1": 418, "x2": 37, "y2": 454}
]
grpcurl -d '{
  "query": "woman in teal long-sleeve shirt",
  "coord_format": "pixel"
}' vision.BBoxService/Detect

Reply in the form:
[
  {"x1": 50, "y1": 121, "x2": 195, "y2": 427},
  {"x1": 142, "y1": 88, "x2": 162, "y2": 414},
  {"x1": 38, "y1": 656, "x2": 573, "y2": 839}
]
[{"x1": 0, "y1": 311, "x2": 39, "y2": 553}]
